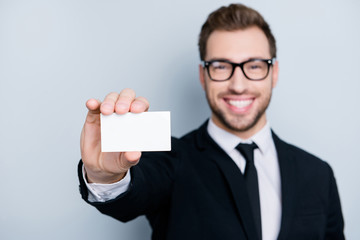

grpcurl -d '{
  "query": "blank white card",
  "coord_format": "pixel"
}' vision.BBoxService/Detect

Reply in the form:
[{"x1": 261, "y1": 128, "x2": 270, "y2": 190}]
[{"x1": 100, "y1": 112, "x2": 171, "y2": 152}]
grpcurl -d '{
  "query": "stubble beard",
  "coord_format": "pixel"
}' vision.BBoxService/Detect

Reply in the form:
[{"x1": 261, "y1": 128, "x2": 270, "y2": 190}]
[{"x1": 206, "y1": 90, "x2": 272, "y2": 133}]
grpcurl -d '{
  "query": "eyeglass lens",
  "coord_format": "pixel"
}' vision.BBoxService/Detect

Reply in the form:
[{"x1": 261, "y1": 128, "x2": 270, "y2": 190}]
[{"x1": 208, "y1": 60, "x2": 269, "y2": 81}]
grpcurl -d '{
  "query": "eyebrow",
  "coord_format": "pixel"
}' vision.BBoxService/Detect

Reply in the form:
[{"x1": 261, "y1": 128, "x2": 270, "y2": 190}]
[
  {"x1": 206, "y1": 57, "x2": 269, "y2": 63},
  {"x1": 206, "y1": 58, "x2": 230, "y2": 62}
]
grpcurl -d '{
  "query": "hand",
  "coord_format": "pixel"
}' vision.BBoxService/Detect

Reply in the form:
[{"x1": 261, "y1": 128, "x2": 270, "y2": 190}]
[{"x1": 80, "y1": 88, "x2": 149, "y2": 184}]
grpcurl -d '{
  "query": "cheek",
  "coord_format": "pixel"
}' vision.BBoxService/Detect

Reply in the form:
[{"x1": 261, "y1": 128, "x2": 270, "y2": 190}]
[
  {"x1": 257, "y1": 80, "x2": 273, "y2": 93},
  {"x1": 205, "y1": 85, "x2": 216, "y2": 102},
  {"x1": 206, "y1": 84, "x2": 222, "y2": 100}
]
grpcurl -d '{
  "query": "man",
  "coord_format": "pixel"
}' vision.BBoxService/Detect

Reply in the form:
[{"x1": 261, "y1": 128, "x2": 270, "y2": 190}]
[{"x1": 78, "y1": 4, "x2": 344, "y2": 240}]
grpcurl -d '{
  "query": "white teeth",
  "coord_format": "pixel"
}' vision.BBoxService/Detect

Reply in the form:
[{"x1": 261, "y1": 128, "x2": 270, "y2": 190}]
[{"x1": 228, "y1": 99, "x2": 253, "y2": 108}]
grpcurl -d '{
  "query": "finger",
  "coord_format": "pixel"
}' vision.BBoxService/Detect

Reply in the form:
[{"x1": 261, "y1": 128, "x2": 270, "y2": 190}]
[
  {"x1": 130, "y1": 96, "x2": 150, "y2": 113},
  {"x1": 85, "y1": 98, "x2": 101, "y2": 124},
  {"x1": 122, "y1": 151, "x2": 142, "y2": 166},
  {"x1": 115, "y1": 88, "x2": 136, "y2": 114},
  {"x1": 101, "y1": 92, "x2": 120, "y2": 115}
]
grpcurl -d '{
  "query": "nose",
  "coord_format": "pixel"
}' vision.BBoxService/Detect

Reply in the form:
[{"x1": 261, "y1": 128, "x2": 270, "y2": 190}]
[{"x1": 228, "y1": 66, "x2": 249, "y2": 93}]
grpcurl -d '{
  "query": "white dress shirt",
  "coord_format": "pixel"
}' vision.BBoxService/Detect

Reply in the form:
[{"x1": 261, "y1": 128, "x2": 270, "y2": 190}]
[
  {"x1": 207, "y1": 119, "x2": 282, "y2": 240},
  {"x1": 83, "y1": 165, "x2": 131, "y2": 202},
  {"x1": 84, "y1": 119, "x2": 282, "y2": 240}
]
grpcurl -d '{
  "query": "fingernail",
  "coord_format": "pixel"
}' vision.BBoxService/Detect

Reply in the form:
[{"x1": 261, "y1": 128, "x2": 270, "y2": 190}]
[
  {"x1": 102, "y1": 103, "x2": 112, "y2": 110},
  {"x1": 116, "y1": 103, "x2": 128, "y2": 110},
  {"x1": 132, "y1": 102, "x2": 142, "y2": 108}
]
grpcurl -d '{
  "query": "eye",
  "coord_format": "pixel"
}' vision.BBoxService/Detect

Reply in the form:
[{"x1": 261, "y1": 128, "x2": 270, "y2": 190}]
[
  {"x1": 249, "y1": 64, "x2": 262, "y2": 69},
  {"x1": 246, "y1": 61, "x2": 266, "y2": 71},
  {"x1": 210, "y1": 62, "x2": 231, "y2": 71}
]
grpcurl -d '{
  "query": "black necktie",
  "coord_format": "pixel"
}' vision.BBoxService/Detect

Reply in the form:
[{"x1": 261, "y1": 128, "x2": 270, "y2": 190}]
[{"x1": 236, "y1": 142, "x2": 262, "y2": 240}]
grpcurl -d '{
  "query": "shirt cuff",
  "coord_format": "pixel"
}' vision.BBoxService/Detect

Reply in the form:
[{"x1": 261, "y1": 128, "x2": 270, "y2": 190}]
[{"x1": 82, "y1": 165, "x2": 131, "y2": 202}]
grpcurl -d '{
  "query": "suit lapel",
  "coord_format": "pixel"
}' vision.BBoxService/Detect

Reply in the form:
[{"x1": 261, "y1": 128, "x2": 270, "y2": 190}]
[
  {"x1": 272, "y1": 132, "x2": 297, "y2": 240},
  {"x1": 195, "y1": 122, "x2": 259, "y2": 240}
]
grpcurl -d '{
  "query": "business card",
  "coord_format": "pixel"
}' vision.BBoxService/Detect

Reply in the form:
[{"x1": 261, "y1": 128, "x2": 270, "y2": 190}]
[{"x1": 100, "y1": 111, "x2": 171, "y2": 152}]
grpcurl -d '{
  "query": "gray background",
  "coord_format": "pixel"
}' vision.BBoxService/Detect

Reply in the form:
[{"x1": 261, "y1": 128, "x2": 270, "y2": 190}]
[{"x1": 0, "y1": 0, "x2": 359, "y2": 239}]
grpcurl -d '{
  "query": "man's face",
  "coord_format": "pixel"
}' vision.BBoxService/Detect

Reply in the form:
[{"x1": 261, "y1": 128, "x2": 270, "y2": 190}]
[{"x1": 199, "y1": 27, "x2": 279, "y2": 139}]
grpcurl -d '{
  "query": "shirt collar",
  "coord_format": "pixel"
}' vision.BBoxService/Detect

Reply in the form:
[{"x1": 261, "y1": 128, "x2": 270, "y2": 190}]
[{"x1": 207, "y1": 118, "x2": 273, "y2": 154}]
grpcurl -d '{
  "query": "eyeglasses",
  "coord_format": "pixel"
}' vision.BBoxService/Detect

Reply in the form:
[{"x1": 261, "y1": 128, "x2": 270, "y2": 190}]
[{"x1": 203, "y1": 58, "x2": 275, "y2": 81}]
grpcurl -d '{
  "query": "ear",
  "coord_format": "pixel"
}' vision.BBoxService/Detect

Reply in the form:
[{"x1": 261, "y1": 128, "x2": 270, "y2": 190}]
[
  {"x1": 271, "y1": 60, "x2": 279, "y2": 88},
  {"x1": 199, "y1": 64, "x2": 206, "y2": 90}
]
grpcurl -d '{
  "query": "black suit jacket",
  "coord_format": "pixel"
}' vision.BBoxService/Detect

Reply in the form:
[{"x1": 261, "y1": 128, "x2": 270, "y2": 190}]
[{"x1": 78, "y1": 121, "x2": 344, "y2": 240}]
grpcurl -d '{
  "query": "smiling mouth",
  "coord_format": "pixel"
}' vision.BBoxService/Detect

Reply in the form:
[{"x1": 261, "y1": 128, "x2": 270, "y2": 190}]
[{"x1": 227, "y1": 99, "x2": 254, "y2": 108}]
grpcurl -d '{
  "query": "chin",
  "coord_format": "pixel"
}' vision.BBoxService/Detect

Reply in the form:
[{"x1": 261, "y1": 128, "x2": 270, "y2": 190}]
[
  {"x1": 225, "y1": 119, "x2": 257, "y2": 132},
  {"x1": 215, "y1": 110, "x2": 264, "y2": 134}
]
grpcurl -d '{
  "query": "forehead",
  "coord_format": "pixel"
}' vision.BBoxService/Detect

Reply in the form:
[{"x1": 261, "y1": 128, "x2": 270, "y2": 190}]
[{"x1": 205, "y1": 27, "x2": 271, "y2": 61}]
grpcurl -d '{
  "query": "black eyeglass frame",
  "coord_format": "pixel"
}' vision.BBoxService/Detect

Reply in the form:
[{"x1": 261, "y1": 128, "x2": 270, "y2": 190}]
[{"x1": 203, "y1": 58, "x2": 275, "y2": 81}]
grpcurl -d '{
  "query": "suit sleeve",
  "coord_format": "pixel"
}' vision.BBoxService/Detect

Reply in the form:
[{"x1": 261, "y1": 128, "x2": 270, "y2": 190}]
[
  {"x1": 325, "y1": 167, "x2": 345, "y2": 240},
  {"x1": 78, "y1": 137, "x2": 181, "y2": 222}
]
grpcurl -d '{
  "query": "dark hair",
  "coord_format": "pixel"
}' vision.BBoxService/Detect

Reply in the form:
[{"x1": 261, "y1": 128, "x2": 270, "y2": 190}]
[{"x1": 198, "y1": 4, "x2": 276, "y2": 60}]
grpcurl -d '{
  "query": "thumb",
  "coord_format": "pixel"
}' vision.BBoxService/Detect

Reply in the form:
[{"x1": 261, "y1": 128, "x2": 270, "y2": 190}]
[
  {"x1": 85, "y1": 98, "x2": 101, "y2": 124},
  {"x1": 121, "y1": 151, "x2": 142, "y2": 169}
]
